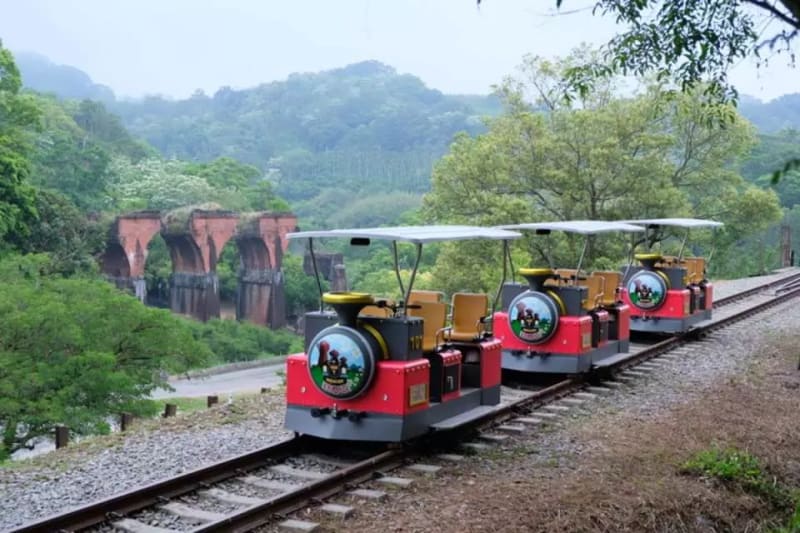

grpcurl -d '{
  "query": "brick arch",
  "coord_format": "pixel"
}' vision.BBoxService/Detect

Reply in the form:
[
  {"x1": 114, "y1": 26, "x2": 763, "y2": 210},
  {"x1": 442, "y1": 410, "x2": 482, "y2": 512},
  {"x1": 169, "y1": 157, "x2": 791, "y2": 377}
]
[
  {"x1": 163, "y1": 234, "x2": 206, "y2": 273},
  {"x1": 101, "y1": 242, "x2": 130, "y2": 278},
  {"x1": 237, "y1": 237, "x2": 272, "y2": 271},
  {"x1": 101, "y1": 212, "x2": 163, "y2": 301}
]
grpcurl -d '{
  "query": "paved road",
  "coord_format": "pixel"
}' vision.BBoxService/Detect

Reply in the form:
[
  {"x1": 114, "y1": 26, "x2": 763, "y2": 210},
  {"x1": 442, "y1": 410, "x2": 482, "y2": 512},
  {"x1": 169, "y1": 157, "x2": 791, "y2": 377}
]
[{"x1": 151, "y1": 362, "x2": 286, "y2": 399}]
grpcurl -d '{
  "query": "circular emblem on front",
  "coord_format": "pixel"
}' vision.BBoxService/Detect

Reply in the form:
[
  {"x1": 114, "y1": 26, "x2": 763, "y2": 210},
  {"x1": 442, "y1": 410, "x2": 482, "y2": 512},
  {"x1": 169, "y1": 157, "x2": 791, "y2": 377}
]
[
  {"x1": 507, "y1": 291, "x2": 559, "y2": 344},
  {"x1": 627, "y1": 270, "x2": 668, "y2": 310},
  {"x1": 307, "y1": 327, "x2": 375, "y2": 400}
]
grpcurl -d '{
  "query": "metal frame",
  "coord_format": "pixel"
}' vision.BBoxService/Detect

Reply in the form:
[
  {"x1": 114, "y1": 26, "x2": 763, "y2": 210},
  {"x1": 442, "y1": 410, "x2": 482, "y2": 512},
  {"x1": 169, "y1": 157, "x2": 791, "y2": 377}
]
[
  {"x1": 288, "y1": 225, "x2": 522, "y2": 318},
  {"x1": 497, "y1": 220, "x2": 645, "y2": 274},
  {"x1": 621, "y1": 218, "x2": 723, "y2": 262}
]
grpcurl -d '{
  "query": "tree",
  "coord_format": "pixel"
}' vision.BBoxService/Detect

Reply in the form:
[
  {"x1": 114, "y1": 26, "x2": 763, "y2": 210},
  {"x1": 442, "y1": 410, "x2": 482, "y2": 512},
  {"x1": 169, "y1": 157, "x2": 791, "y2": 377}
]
[
  {"x1": 15, "y1": 189, "x2": 108, "y2": 276},
  {"x1": 424, "y1": 51, "x2": 783, "y2": 285},
  {"x1": 283, "y1": 253, "x2": 327, "y2": 316},
  {"x1": 107, "y1": 157, "x2": 249, "y2": 211},
  {"x1": 534, "y1": 1, "x2": 799, "y2": 179},
  {"x1": 0, "y1": 254, "x2": 211, "y2": 459},
  {"x1": 0, "y1": 41, "x2": 41, "y2": 246},
  {"x1": 478, "y1": 1, "x2": 798, "y2": 103}
]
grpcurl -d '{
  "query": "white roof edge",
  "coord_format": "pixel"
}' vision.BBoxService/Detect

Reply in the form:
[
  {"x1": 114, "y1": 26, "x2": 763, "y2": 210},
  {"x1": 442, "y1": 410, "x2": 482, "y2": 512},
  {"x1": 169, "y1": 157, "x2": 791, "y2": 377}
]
[
  {"x1": 287, "y1": 225, "x2": 522, "y2": 243},
  {"x1": 497, "y1": 220, "x2": 646, "y2": 235},
  {"x1": 620, "y1": 218, "x2": 724, "y2": 229}
]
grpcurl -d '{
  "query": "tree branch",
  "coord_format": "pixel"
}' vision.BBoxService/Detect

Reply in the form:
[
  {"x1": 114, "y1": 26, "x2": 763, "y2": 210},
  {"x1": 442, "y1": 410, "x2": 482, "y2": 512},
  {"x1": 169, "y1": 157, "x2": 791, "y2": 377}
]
[{"x1": 744, "y1": 0, "x2": 800, "y2": 28}]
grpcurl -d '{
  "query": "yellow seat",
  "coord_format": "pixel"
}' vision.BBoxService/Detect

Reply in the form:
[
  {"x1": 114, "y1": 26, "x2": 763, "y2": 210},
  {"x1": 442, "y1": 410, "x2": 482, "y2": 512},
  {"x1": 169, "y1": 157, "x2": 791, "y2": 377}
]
[
  {"x1": 359, "y1": 305, "x2": 392, "y2": 318},
  {"x1": 445, "y1": 292, "x2": 489, "y2": 342},
  {"x1": 407, "y1": 301, "x2": 447, "y2": 352},
  {"x1": 683, "y1": 257, "x2": 706, "y2": 284},
  {"x1": 576, "y1": 275, "x2": 605, "y2": 311},
  {"x1": 592, "y1": 271, "x2": 621, "y2": 306},
  {"x1": 359, "y1": 297, "x2": 395, "y2": 318},
  {"x1": 408, "y1": 290, "x2": 444, "y2": 303},
  {"x1": 555, "y1": 268, "x2": 579, "y2": 283}
]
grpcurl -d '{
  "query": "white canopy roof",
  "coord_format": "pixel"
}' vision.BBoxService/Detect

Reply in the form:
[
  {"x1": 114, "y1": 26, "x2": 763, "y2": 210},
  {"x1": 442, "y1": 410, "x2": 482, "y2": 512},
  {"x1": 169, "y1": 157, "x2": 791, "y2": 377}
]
[
  {"x1": 498, "y1": 220, "x2": 646, "y2": 235},
  {"x1": 621, "y1": 218, "x2": 724, "y2": 229},
  {"x1": 288, "y1": 225, "x2": 522, "y2": 244}
]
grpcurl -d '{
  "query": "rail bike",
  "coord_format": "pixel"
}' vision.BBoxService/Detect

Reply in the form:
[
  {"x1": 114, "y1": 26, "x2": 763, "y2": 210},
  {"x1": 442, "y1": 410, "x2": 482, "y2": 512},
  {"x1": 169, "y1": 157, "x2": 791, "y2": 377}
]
[
  {"x1": 620, "y1": 218, "x2": 723, "y2": 333},
  {"x1": 284, "y1": 225, "x2": 521, "y2": 442},
  {"x1": 493, "y1": 221, "x2": 646, "y2": 374}
]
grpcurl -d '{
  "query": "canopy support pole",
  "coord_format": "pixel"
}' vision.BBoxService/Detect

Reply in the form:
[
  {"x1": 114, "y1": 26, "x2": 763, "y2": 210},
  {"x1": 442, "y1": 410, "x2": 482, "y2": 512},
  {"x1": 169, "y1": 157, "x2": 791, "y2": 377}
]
[
  {"x1": 575, "y1": 238, "x2": 589, "y2": 274},
  {"x1": 506, "y1": 240, "x2": 516, "y2": 283},
  {"x1": 678, "y1": 229, "x2": 690, "y2": 260},
  {"x1": 308, "y1": 238, "x2": 324, "y2": 312},
  {"x1": 491, "y1": 240, "x2": 510, "y2": 330},
  {"x1": 392, "y1": 241, "x2": 405, "y2": 299},
  {"x1": 400, "y1": 243, "x2": 423, "y2": 317}
]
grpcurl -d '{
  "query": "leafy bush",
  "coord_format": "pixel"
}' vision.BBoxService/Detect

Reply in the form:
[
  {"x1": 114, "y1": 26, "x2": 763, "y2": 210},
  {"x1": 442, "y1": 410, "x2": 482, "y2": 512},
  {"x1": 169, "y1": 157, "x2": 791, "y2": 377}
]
[
  {"x1": 0, "y1": 253, "x2": 212, "y2": 459},
  {"x1": 189, "y1": 319, "x2": 302, "y2": 364}
]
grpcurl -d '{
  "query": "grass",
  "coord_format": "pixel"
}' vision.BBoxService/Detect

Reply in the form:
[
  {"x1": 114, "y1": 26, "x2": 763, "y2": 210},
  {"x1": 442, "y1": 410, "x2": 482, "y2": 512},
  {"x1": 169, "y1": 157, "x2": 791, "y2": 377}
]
[
  {"x1": 160, "y1": 396, "x2": 210, "y2": 415},
  {"x1": 681, "y1": 447, "x2": 765, "y2": 488}
]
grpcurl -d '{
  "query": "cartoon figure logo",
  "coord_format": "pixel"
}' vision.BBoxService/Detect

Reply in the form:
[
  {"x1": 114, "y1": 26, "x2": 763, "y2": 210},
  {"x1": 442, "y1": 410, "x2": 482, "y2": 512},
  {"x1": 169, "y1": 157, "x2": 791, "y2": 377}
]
[
  {"x1": 627, "y1": 271, "x2": 666, "y2": 310},
  {"x1": 508, "y1": 292, "x2": 558, "y2": 343},
  {"x1": 308, "y1": 332, "x2": 370, "y2": 399}
]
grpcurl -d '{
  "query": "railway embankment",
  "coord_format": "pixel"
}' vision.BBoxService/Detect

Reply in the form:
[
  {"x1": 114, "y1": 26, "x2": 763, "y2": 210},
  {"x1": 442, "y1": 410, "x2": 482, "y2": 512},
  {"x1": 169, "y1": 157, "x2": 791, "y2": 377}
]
[
  {"x1": 2, "y1": 269, "x2": 798, "y2": 532},
  {"x1": 302, "y1": 296, "x2": 800, "y2": 533},
  {"x1": 0, "y1": 392, "x2": 293, "y2": 530}
]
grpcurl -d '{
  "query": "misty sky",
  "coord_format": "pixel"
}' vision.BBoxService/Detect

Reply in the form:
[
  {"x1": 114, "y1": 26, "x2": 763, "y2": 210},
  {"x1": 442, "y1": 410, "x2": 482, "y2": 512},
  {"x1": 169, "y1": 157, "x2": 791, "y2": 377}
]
[{"x1": 0, "y1": 0, "x2": 795, "y2": 101}]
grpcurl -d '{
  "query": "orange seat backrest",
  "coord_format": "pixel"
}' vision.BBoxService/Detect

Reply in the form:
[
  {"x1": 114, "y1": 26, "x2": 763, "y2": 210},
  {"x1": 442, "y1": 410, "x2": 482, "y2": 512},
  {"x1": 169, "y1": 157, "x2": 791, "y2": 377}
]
[
  {"x1": 684, "y1": 257, "x2": 706, "y2": 284},
  {"x1": 408, "y1": 290, "x2": 444, "y2": 303},
  {"x1": 407, "y1": 301, "x2": 447, "y2": 352},
  {"x1": 576, "y1": 275, "x2": 604, "y2": 311},
  {"x1": 448, "y1": 292, "x2": 489, "y2": 342},
  {"x1": 359, "y1": 305, "x2": 392, "y2": 318},
  {"x1": 592, "y1": 270, "x2": 621, "y2": 306}
]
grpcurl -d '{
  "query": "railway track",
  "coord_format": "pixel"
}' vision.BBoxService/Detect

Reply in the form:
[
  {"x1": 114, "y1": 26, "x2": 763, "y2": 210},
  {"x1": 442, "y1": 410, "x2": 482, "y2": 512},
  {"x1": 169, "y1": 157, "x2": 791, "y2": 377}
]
[{"x1": 13, "y1": 269, "x2": 800, "y2": 533}]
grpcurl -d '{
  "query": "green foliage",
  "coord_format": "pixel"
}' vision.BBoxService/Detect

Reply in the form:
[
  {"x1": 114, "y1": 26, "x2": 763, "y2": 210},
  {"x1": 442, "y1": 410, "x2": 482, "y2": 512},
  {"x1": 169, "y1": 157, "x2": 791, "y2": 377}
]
[
  {"x1": 682, "y1": 447, "x2": 764, "y2": 486},
  {"x1": 283, "y1": 253, "x2": 328, "y2": 315},
  {"x1": 535, "y1": 1, "x2": 799, "y2": 105},
  {"x1": 424, "y1": 51, "x2": 782, "y2": 280},
  {"x1": 13, "y1": 189, "x2": 107, "y2": 276},
  {"x1": 188, "y1": 319, "x2": 302, "y2": 363},
  {"x1": 0, "y1": 253, "x2": 211, "y2": 459},
  {"x1": 107, "y1": 157, "x2": 247, "y2": 211},
  {"x1": 681, "y1": 446, "x2": 791, "y2": 509},
  {"x1": 0, "y1": 41, "x2": 41, "y2": 247},
  {"x1": 296, "y1": 191, "x2": 422, "y2": 230}
]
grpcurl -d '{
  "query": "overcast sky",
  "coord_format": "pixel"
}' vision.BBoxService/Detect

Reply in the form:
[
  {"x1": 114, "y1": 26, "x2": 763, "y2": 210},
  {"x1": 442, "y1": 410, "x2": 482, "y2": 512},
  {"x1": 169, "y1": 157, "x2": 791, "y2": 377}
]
[{"x1": 0, "y1": 0, "x2": 795, "y2": 101}]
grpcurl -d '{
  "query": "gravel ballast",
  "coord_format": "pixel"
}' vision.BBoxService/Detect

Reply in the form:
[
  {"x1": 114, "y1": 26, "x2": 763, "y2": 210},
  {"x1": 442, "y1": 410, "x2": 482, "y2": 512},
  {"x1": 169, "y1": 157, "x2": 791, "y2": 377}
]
[{"x1": 0, "y1": 394, "x2": 292, "y2": 530}]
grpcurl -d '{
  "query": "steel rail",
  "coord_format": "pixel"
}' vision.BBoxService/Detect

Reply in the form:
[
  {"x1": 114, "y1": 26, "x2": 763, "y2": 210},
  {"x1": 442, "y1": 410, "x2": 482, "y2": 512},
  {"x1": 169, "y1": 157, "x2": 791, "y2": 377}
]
[
  {"x1": 12, "y1": 270, "x2": 800, "y2": 533},
  {"x1": 11, "y1": 438, "x2": 306, "y2": 532}
]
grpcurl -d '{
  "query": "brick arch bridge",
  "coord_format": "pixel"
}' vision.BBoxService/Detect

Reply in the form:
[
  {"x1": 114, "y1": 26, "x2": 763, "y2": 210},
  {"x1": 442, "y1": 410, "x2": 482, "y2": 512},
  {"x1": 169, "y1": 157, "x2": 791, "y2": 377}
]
[{"x1": 100, "y1": 209, "x2": 297, "y2": 328}]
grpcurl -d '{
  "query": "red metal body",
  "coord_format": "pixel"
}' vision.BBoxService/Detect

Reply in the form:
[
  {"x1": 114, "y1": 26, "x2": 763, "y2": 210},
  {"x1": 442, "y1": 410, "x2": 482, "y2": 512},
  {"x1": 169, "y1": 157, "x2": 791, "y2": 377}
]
[
  {"x1": 616, "y1": 303, "x2": 631, "y2": 338},
  {"x1": 478, "y1": 338, "x2": 502, "y2": 388},
  {"x1": 440, "y1": 350, "x2": 462, "y2": 402},
  {"x1": 592, "y1": 309, "x2": 610, "y2": 347},
  {"x1": 703, "y1": 282, "x2": 714, "y2": 310},
  {"x1": 286, "y1": 355, "x2": 432, "y2": 416},
  {"x1": 622, "y1": 288, "x2": 690, "y2": 319},
  {"x1": 493, "y1": 312, "x2": 593, "y2": 354},
  {"x1": 286, "y1": 338, "x2": 502, "y2": 417}
]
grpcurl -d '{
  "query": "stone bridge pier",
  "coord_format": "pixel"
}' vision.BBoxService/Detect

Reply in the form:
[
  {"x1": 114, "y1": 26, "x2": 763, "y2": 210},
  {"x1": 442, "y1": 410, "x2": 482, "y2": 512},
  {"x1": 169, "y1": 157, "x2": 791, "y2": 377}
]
[
  {"x1": 235, "y1": 214, "x2": 297, "y2": 328},
  {"x1": 100, "y1": 211, "x2": 162, "y2": 301},
  {"x1": 162, "y1": 210, "x2": 239, "y2": 322}
]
